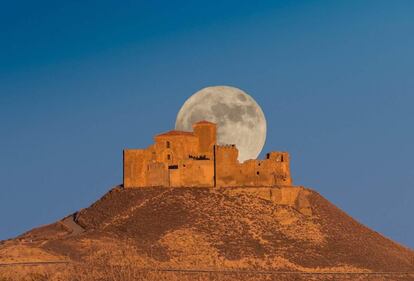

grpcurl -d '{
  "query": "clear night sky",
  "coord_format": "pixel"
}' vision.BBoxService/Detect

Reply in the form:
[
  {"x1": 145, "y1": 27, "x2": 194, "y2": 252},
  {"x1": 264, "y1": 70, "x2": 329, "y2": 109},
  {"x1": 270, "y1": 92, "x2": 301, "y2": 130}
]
[{"x1": 1, "y1": 1, "x2": 413, "y2": 248}]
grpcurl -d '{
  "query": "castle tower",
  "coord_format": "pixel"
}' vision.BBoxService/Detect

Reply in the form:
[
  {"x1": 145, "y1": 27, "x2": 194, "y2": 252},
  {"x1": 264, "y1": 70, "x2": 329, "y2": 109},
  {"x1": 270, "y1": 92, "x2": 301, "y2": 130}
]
[
  {"x1": 266, "y1": 152, "x2": 292, "y2": 186},
  {"x1": 192, "y1": 120, "x2": 217, "y2": 159},
  {"x1": 214, "y1": 144, "x2": 239, "y2": 187}
]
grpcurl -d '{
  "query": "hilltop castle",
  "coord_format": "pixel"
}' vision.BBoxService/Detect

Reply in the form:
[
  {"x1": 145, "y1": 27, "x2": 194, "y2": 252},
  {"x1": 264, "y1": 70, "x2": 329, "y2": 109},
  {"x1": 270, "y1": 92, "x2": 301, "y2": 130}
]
[{"x1": 123, "y1": 121, "x2": 292, "y2": 188}]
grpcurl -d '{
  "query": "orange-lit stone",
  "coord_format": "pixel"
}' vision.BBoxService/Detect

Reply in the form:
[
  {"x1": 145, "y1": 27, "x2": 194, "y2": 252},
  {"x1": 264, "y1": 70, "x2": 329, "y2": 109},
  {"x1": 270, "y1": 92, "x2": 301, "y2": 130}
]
[{"x1": 123, "y1": 121, "x2": 292, "y2": 188}]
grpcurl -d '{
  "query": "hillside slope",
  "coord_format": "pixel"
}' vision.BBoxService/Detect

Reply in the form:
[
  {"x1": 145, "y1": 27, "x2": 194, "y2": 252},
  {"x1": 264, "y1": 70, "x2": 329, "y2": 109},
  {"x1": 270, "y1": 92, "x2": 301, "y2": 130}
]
[{"x1": 1, "y1": 186, "x2": 413, "y2": 280}]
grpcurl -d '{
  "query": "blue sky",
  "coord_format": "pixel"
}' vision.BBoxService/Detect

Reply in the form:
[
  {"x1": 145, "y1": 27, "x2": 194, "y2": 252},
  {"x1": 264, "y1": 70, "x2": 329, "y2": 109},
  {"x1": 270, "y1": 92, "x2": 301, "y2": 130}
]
[{"x1": 1, "y1": 1, "x2": 413, "y2": 248}]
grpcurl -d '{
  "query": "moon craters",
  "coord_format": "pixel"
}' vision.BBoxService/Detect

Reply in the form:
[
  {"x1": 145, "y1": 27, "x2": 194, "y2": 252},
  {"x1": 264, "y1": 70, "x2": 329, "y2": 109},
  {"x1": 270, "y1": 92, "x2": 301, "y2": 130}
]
[{"x1": 175, "y1": 86, "x2": 267, "y2": 162}]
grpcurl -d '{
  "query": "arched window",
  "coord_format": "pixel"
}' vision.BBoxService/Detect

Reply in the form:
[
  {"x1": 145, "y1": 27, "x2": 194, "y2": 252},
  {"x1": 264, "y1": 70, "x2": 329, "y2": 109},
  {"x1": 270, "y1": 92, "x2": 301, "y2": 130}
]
[
  {"x1": 166, "y1": 141, "x2": 170, "y2": 148},
  {"x1": 167, "y1": 154, "x2": 171, "y2": 160}
]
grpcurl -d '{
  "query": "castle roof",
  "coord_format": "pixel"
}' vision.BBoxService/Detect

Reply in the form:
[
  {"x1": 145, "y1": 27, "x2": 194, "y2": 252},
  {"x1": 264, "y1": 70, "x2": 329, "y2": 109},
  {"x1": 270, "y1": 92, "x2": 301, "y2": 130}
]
[
  {"x1": 193, "y1": 120, "x2": 216, "y2": 125},
  {"x1": 155, "y1": 130, "x2": 196, "y2": 137}
]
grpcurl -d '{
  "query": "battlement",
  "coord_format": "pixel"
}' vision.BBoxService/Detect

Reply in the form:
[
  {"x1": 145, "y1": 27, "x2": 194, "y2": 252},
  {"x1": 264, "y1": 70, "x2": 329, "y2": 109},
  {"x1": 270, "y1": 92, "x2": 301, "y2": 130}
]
[
  {"x1": 266, "y1": 151, "x2": 289, "y2": 162},
  {"x1": 215, "y1": 144, "x2": 237, "y2": 151},
  {"x1": 217, "y1": 144, "x2": 236, "y2": 148},
  {"x1": 123, "y1": 122, "x2": 292, "y2": 188}
]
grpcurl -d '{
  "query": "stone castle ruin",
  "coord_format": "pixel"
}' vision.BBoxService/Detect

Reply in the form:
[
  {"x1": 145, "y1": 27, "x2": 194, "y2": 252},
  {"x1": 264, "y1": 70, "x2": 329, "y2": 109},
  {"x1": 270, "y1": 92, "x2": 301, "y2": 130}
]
[{"x1": 123, "y1": 120, "x2": 292, "y2": 188}]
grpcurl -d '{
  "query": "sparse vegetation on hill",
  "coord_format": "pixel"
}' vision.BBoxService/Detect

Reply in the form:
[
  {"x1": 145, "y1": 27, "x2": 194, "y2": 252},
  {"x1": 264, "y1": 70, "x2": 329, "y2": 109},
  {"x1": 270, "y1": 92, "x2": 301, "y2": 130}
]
[{"x1": 1, "y1": 186, "x2": 413, "y2": 280}]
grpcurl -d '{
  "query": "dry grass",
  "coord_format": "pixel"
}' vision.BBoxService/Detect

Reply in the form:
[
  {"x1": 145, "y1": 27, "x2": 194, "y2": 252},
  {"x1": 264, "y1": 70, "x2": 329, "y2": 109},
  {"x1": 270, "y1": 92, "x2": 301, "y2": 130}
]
[
  {"x1": 2, "y1": 268, "x2": 414, "y2": 281},
  {"x1": 2, "y1": 187, "x2": 414, "y2": 280},
  {"x1": 1, "y1": 249, "x2": 413, "y2": 281}
]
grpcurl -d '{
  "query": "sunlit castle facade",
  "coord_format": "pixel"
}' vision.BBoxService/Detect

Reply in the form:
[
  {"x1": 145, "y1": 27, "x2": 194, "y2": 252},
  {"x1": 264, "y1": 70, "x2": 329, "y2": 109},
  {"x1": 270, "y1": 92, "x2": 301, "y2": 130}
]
[{"x1": 123, "y1": 121, "x2": 292, "y2": 188}]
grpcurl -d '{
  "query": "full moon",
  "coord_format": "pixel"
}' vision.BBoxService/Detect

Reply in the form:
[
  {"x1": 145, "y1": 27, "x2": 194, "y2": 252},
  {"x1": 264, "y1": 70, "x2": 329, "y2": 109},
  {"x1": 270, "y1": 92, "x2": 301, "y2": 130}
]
[{"x1": 175, "y1": 86, "x2": 267, "y2": 162}]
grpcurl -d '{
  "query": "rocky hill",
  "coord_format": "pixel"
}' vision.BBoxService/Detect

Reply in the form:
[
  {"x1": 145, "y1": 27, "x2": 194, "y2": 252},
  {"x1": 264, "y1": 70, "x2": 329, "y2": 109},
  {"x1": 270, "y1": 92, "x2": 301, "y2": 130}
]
[{"x1": 1, "y1": 185, "x2": 413, "y2": 280}]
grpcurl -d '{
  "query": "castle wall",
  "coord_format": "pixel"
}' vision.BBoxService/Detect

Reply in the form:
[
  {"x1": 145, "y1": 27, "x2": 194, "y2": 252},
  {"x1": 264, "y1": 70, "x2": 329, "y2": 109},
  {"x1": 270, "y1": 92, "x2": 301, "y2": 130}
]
[
  {"x1": 214, "y1": 146, "x2": 292, "y2": 187},
  {"x1": 146, "y1": 162, "x2": 168, "y2": 187},
  {"x1": 123, "y1": 149, "x2": 148, "y2": 188},
  {"x1": 239, "y1": 160, "x2": 271, "y2": 186},
  {"x1": 237, "y1": 157, "x2": 291, "y2": 186},
  {"x1": 123, "y1": 122, "x2": 292, "y2": 188},
  {"x1": 154, "y1": 135, "x2": 199, "y2": 162},
  {"x1": 170, "y1": 160, "x2": 214, "y2": 187}
]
